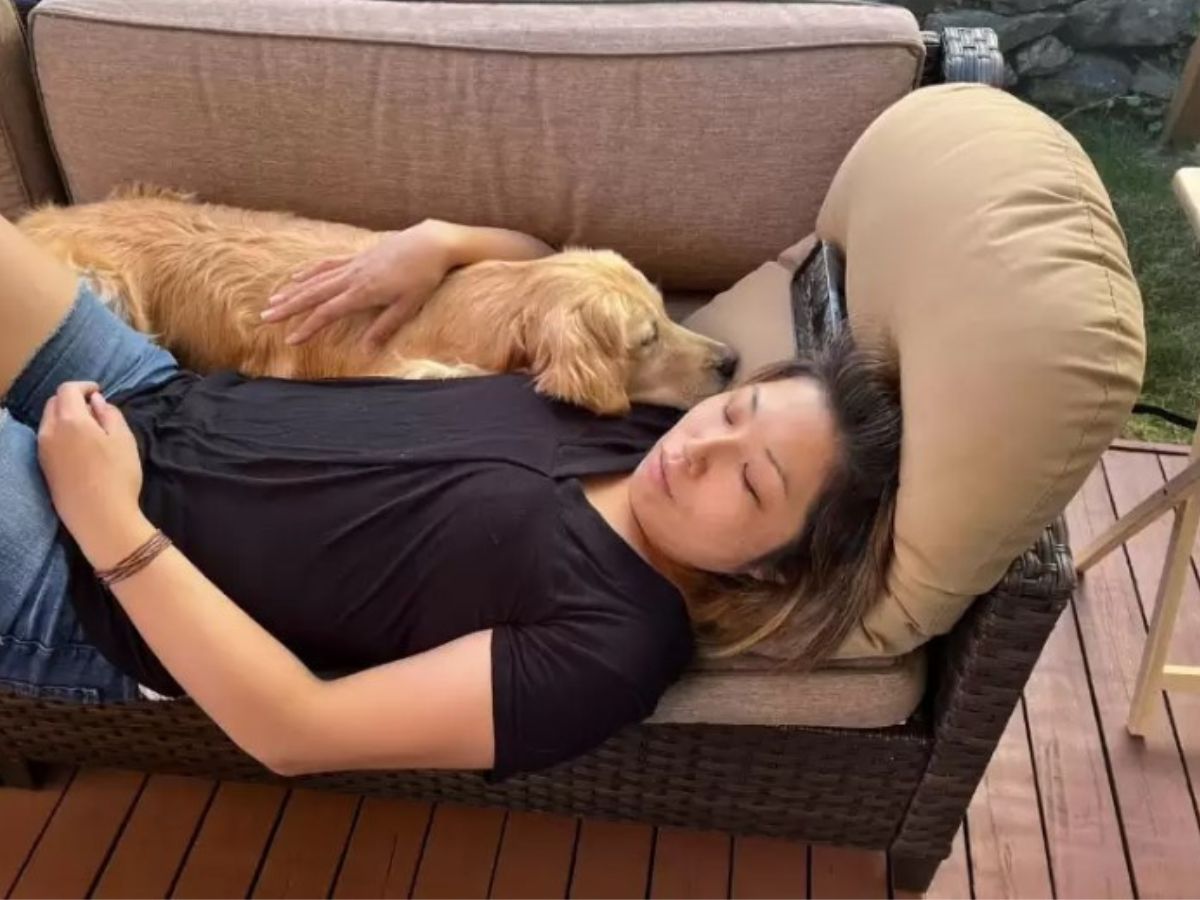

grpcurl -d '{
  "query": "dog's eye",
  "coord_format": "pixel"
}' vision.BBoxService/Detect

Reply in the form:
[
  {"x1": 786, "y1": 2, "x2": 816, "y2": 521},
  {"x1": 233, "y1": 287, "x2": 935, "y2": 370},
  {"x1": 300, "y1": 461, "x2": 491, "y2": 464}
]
[{"x1": 639, "y1": 325, "x2": 659, "y2": 347}]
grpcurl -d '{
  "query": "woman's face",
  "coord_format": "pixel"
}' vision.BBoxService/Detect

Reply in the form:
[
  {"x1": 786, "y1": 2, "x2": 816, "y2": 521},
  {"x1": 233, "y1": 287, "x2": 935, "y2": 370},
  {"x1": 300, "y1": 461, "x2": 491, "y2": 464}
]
[{"x1": 630, "y1": 377, "x2": 838, "y2": 574}]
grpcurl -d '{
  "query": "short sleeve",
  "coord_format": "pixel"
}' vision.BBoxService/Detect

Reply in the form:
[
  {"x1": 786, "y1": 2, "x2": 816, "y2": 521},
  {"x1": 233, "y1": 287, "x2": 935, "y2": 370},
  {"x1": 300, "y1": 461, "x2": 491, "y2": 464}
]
[{"x1": 490, "y1": 615, "x2": 687, "y2": 779}]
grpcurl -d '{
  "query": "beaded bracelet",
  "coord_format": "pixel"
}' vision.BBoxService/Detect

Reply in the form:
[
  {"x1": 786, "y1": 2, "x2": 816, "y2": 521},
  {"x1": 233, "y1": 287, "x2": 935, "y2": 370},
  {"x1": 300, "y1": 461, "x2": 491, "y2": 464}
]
[{"x1": 96, "y1": 530, "x2": 173, "y2": 588}]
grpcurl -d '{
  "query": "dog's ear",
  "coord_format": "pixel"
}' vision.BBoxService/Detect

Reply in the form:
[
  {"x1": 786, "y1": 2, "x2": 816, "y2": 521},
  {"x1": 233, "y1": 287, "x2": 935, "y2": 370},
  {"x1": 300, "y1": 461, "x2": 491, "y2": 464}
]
[{"x1": 526, "y1": 299, "x2": 632, "y2": 416}]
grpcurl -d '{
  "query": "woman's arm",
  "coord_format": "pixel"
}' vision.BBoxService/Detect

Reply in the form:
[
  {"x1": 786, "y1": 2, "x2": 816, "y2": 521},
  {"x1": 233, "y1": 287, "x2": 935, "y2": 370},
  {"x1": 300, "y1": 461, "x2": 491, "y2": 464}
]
[
  {"x1": 437, "y1": 220, "x2": 555, "y2": 268},
  {"x1": 37, "y1": 382, "x2": 495, "y2": 775},
  {"x1": 92, "y1": 512, "x2": 495, "y2": 774},
  {"x1": 263, "y1": 220, "x2": 555, "y2": 347}
]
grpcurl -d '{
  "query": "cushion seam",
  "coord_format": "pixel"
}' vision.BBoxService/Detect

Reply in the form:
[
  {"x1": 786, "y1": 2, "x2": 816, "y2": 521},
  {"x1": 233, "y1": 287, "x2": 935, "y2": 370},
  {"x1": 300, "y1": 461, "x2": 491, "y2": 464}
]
[
  {"x1": 27, "y1": 14, "x2": 77, "y2": 203},
  {"x1": 0, "y1": 118, "x2": 31, "y2": 207},
  {"x1": 32, "y1": 8, "x2": 925, "y2": 61},
  {"x1": 0, "y1": 10, "x2": 34, "y2": 206}
]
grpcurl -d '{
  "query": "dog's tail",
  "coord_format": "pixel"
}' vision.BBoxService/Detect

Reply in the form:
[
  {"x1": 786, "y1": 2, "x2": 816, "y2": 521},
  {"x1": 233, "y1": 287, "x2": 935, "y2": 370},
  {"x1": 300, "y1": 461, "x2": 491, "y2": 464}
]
[{"x1": 106, "y1": 182, "x2": 197, "y2": 203}]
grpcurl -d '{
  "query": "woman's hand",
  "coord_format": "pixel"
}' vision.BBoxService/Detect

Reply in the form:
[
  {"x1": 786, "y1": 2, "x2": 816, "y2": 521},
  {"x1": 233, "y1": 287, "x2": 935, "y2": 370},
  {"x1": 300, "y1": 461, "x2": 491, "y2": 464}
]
[
  {"x1": 37, "y1": 381, "x2": 151, "y2": 568},
  {"x1": 261, "y1": 220, "x2": 460, "y2": 349},
  {"x1": 261, "y1": 220, "x2": 555, "y2": 349}
]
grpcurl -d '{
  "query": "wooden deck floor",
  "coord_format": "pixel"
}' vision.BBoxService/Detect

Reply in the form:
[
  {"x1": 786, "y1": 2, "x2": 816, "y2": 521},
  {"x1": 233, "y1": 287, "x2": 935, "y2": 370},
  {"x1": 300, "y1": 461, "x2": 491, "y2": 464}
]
[{"x1": 3, "y1": 443, "x2": 1200, "y2": 899}]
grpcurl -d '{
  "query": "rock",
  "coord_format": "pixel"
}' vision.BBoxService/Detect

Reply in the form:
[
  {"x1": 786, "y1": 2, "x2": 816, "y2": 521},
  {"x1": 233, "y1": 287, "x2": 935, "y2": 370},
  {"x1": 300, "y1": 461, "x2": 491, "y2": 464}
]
[
  {"x1": 925, "y1": 9, "x2": 1065, "y2": 52},
  {"x1": 924, "y1": 9, "x2": 1007, "y2": 34},
  {"x1": 1014, "y1": 35, "x2": 1075, "y2": 77},
  {"x1": 1066, "y1": 0, "x2": 1198, "y2": 49},
  {"x1": 1133, "y1": 61, "x2": 1179, "y2": 100},
  {"x1": 896, "y1": 0, "x2": 942, "y2": 19},
  {"x1": 994, "y1": 0, "x2": 1073, "y2": 12},
  {"x1": 1024, "y1": 52, "x2": 1134, "y2": 106},
  {"x1": 1004, "y1": 61, "x2": 1020, "y2": 88}
]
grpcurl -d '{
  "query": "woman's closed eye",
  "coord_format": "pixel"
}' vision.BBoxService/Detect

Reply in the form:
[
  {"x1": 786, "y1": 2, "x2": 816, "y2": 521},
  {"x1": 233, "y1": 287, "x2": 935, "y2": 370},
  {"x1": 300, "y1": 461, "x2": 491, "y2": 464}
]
[
  {"x1": 742, "y1": 463, "x2": 762, "y2": 507},
  {"x1": 724, "y1": 399, "x2": 763, "y2": 505}
]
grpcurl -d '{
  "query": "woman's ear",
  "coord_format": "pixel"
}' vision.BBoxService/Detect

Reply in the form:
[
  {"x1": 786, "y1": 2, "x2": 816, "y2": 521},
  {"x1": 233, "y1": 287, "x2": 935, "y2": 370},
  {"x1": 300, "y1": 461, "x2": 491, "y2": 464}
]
[{"x1": 526, "y1": 299, "x2": 632, "y2": 415}]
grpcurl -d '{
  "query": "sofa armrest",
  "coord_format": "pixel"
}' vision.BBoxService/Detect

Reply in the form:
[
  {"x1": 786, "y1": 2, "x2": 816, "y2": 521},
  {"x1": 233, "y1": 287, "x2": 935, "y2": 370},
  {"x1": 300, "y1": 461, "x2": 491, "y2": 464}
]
[
  {"x1": 892, "y1": 517, "x2": 1074, "y2": 875},
  {"x1": 0, "y1": 0, "x2": 62, "y2": 219},
  {"x1": 920, "y1": 26, "x2": 1006, "y2": 87}
]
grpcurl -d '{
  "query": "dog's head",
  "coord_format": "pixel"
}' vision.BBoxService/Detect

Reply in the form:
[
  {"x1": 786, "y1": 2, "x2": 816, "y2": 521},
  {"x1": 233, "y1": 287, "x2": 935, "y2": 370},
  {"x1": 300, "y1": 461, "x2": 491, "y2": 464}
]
[{"x1": 519, "y1": 250, "x2": 737, "y2": 415}]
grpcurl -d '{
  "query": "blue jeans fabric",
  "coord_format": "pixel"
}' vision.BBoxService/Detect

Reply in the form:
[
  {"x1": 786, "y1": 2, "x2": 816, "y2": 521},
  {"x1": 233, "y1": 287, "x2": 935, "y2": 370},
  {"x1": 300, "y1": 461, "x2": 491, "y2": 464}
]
[{"x1": 0, "y1": 282, "x2": 179, "y2": 702}]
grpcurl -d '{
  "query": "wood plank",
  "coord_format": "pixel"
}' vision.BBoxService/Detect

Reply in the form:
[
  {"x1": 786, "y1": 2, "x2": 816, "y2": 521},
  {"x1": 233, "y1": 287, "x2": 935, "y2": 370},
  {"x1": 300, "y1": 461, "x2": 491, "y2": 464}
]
[
  {"x1": 569, "y1": 820, "x2": 654, "y2": 900},
  {"x1": 809, "y1": 846, "x2": 887, "y2": 899},
  {"x1": 410, "y1": 804, "x2": 505, "y2": 899},
  {"x1": 1076, "y1": 455, "x2": 1200, "y2": 572},
  {"x1": 171, "y1": 781, "x2": 288, "y2": 899},
  {"x1": 1162, "y1": 664, "x2": 1200, "y2": 691},
  {"x1": 490, "y1": 811, "x2": 577, "y2": 899},
  {"x1": 966, "y1": 702, "x2": 1053, "y2": 899},
  {"x1": 1064, "y1": 454, "x2": 1200, "y2": 896},
  {"x1": 1022, "y1": 466, "x2": 1133, "y2": 898},
  {"x1": 93, "y1": 774, "x2": 215, "y2": 899},
  {"x1": 1157, "y1": 451, "x2": 1200, "y2": 624},
  {"x1": 8, "y1": 767, "x2": 144, "y2": 899},
  {"x1": 731, "y1": 836, "x2": 807, "y2": 900},
  {"x1": 650, "y1": 827, "x2": 731, "y2": 899},
  {"x1": 333, "y1": 797, "x2": 433, "y2": 899},
  {"x1": 914, "y1": 825, "x2": 971, "y2": 900},
  {"x1": 1111, "y1": 438, "x2": 1189, "y2": 456},
  {"x1": 1102, "y1": 453, "x2": 1200, "y2": 875},
  {"x1": 0, "y1": 766, "x2": 73, "y2": 897},
  {"x1": 252, "y1": 788, "x2": 359, "y2": 898}
]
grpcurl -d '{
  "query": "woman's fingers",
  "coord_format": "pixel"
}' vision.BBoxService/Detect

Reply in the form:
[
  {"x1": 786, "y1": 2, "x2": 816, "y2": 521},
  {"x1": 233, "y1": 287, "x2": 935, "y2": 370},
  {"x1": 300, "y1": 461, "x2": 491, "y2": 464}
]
[
  {"x1": 55, "y1": 381, "x2": 101, "y2": 421},
  {"x1": 40, "y1": 395, "x2": 58, "y2": 430},
  {"x1": 88, "y1": 392, "x2": 127, "y2": 435},
  {"x1": 362, "y1": 300, "x2": 415, "y2": 349},
  {"x1": 262, "y1": 268, "x2": 351, "y2": 323},
  {"x1": 285, "y1": 293, "x2": 361, "y2": 345},
  {"x1": 282, "y1": 255, "x2": 354, "y2": 292}
]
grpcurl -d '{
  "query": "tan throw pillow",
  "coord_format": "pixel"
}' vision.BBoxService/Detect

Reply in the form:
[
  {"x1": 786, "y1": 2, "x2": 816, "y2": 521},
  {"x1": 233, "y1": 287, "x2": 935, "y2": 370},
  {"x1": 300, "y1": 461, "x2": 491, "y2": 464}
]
[
  {"x1": 816, "y1": 84, "x2": 1144, "y2": 657},
  {"x1": 682, "y1": 235, "x2": 814, "y2": 381}
]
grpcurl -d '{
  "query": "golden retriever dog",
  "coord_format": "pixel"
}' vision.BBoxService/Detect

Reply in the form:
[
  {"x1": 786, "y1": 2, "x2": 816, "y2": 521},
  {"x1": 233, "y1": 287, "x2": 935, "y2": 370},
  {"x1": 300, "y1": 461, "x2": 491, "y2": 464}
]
[{"x1": 18, "y1": 187, "x2": 737, "y2": 415}]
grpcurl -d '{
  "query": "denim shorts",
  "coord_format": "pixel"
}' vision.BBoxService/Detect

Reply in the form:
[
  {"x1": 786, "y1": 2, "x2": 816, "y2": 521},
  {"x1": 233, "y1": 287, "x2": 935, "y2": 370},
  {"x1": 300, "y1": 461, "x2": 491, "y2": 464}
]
[{"x1": 0, "y1": 282, "x2": 179, "y2": 702}]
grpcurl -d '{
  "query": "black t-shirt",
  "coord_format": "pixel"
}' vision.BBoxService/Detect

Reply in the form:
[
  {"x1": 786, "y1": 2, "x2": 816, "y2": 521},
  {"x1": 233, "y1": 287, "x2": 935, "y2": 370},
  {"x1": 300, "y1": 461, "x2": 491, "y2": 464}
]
[{"x1": 63, "y1": 372, "x2": 694, "y2": 778}]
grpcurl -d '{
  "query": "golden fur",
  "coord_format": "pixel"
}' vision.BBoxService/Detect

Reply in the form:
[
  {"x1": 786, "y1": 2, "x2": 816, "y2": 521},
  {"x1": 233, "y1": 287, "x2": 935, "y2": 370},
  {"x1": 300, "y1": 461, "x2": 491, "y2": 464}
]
[{"x1": 18, "y1": 187, "x2": 734, "y2": 415}]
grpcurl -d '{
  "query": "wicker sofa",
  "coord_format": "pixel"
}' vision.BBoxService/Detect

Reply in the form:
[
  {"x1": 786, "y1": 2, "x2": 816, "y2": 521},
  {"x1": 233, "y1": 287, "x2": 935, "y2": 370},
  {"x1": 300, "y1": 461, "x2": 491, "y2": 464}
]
[{"x1": 0, "y1": 0, "x2": 1078, "y2": 893}]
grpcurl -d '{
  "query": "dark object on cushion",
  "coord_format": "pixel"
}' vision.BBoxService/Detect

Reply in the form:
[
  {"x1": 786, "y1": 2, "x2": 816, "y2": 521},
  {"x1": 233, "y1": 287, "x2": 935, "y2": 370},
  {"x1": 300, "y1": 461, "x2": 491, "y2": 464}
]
[{"x1": 791, "y1": 240, "x2": 848, "y2": 358}]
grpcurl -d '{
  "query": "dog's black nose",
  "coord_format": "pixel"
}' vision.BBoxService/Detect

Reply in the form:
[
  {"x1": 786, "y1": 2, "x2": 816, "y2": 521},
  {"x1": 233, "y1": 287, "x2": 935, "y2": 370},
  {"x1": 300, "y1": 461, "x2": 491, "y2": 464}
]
[{"x1": 714, "y1": 348, "x2": 739, "y2": 381}]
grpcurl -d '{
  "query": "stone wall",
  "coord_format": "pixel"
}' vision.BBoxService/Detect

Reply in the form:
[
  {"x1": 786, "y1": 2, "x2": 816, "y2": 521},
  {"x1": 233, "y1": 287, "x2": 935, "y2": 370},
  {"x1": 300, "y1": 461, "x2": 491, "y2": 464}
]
[{"x1": 893, "y1": 0, "x2": 1198, "y2": 119}]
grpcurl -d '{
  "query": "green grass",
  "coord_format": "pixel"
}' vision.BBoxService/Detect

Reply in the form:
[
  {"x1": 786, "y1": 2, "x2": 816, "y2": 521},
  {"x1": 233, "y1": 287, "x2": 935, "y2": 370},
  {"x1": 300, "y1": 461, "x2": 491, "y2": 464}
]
[{"x1": 1064, "y1": 111, "x2": 1200, "y2": 444}]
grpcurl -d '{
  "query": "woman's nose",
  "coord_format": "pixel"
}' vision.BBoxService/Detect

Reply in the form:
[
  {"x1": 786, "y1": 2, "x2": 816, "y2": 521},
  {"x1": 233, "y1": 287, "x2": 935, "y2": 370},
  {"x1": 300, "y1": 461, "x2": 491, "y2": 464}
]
[{"x1": 683, "y1": 432, "x2": 738, "y2": 472}]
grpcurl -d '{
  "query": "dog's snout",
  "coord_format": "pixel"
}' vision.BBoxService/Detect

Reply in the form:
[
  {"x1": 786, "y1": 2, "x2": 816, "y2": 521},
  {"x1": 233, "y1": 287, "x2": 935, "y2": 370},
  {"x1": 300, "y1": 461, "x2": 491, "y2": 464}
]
[{"x1": 713, "y1": 348, "x2": 739, "y2": 382}]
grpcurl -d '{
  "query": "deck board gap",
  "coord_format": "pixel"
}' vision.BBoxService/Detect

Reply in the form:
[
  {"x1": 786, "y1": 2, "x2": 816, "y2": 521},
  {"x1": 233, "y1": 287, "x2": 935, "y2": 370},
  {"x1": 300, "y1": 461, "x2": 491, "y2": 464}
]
[
  {"x1": 562, "y1": 819, "x2": 583, "y2": 900},
  {"x1": 85, "y1": 773, "x2": 150, "y2": 899},
  {"x1": 163, "y1": 781, "x2": 220, "y2": 900},
  {"x1": 485, "y1": 812, "x2": 510, "y2": 898},
  {"x1": 1066, "y1": 590, "x2": 1140, "y2": 899},
  {"x1": 644, "y1": 828, "x2": 659, "y2": 900},
  {"x1": 4, "y1": 768, "x2": 78, "y2": 900},
  {"x1": 1020, "y1": 696, "x2": 1058, "y2": 900},
  {"x1": 326, "y1": 796, "x2": 365, "y2": 900},
  {"x1": 246, "y1": 787, "x2": 293, "y2": 899},
  {"x1": 407, "y1": 801, "x2": 438, "y2": 898}
]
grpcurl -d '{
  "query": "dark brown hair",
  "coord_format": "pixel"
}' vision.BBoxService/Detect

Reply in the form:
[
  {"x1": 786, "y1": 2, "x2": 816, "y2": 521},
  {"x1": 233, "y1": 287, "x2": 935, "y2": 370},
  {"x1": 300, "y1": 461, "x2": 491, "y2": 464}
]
[{"x1": 682, "y1": 332, "x2": 902, "y2": 665}]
